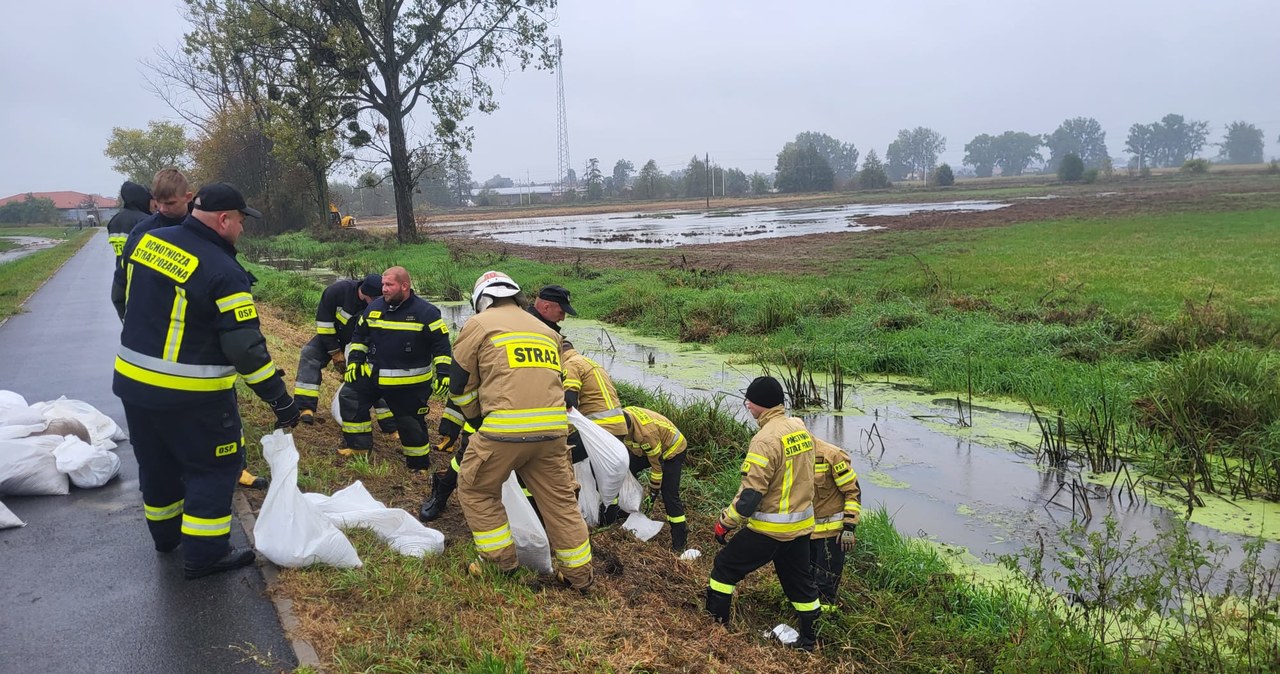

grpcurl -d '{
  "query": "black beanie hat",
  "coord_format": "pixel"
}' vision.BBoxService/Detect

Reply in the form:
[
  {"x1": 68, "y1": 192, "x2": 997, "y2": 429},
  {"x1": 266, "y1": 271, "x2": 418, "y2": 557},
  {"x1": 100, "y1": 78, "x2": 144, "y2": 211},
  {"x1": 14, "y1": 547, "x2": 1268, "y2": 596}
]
[
  {"x1": 359, "y1": 274, "x2": 383, "y2": 298},
  {"x1": 745, "y1": 376, "x2": 784, "y2": 408}
]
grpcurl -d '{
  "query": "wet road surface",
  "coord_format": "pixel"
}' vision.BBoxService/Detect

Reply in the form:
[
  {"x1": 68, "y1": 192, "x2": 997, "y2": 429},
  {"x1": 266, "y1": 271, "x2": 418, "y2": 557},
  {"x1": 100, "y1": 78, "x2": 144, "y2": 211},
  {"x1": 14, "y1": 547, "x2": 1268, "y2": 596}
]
[{"x1": 0, "y1": 231, "x2": 296, "y2": 673}]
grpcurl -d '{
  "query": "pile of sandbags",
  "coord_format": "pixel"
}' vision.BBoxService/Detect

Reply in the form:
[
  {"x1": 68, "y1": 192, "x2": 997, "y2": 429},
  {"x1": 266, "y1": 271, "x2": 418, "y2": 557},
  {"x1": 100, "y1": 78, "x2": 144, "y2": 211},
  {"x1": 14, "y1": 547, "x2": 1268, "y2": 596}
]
[{"x1": 0, "y1": 391, "x2": 125, "y2": 529}]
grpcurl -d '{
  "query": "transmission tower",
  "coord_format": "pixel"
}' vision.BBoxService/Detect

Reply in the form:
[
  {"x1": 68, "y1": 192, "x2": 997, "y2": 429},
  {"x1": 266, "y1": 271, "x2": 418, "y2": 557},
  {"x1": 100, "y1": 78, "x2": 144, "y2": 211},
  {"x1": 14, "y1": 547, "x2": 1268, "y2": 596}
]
[{"x1": 554, "y1": 36, "x2": 573, "y2": 193}]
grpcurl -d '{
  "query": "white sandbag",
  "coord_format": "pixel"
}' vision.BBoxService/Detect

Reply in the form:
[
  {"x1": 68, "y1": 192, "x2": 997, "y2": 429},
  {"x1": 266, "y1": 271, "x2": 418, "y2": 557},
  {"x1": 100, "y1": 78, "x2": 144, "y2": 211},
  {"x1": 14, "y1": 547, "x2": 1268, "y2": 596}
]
[
  {"x1": 0, "y1": 390, "x2": 29, "y2": 412},
  {"x1": 0, "y1": 499, "x2": 23, "y2": 529},
  {"x1": 622, "y1": 512, "x2": 664, "y2": 542},
  {"x1": 0, "y1": 391, "x2": 47, "y2": 440},
  {"x1": 30, "y1": 397, "x2": 124, "y2": 448},
  {"x1": 0, "y1": 437, "x2": 69, "y2": 496},
  {"x1": 618, "y1": 471, "x2": 645, "y2": 514},
  {"x1": 330, "y1": 383, "x2": 343, "y2": 421},
  {"x1": 575, "y1": 460, "x2": 600, "y2": 527},
  {"x1": 502, "y1": 473, "x2": 553, "y2": 573},
  {"x1": 304, "y1": 481, "x2": 445, "y2": 557},
  {"x1": 570, "y1": 409, "x2": 629, "y2": 507},
  {"x1": 52, "y1": 436, "x2": 121, "y2": 488},
  {"x1": 254, "y1": 430, "x2": 361, "y2": 568}
]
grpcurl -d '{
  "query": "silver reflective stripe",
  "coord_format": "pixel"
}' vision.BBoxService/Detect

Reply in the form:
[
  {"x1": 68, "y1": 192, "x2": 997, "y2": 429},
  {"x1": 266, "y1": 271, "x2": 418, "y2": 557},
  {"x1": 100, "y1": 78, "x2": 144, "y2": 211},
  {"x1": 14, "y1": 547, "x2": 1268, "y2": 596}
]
[
  {"x1": 752, "y1": 507, "x2": 814, "y2": 524},
  {"x1": 336, "y1": 308, "x2": 352, "y2": 323},
  {"x1": 118, "y1": 345, "x2": 236, "y2": 378},
  {"x1": 295, "y1": 382, "x2": 320, "y2": 392},
  {"x1": 586, "y1": 408, "x2": 623, "y2": 421},
  {"x1": 379, "y1": 366, "x2": 431, "y2": 377},
  {"x1": 815, "y1": 513, "x2": 843, "y2": 524}
]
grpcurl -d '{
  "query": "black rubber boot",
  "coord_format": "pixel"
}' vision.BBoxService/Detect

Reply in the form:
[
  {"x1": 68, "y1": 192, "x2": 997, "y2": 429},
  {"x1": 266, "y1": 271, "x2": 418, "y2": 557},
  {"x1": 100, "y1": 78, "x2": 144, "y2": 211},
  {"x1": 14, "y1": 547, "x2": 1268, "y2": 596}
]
[
  {"x1": 792, "y1": 610, "x2": 819, "y2": 652},
  {"x1": 418, "y1": 472, "x2": 456, "y2": 522},
  {"x1": 598, "y1": 503, "x2": 622, "y2": 525},
  {"x1": 670, "y1": 521, "x2": 688, "y2": 553},
  {"x1": 184, "y1": 546, "x2": 255, "y2": 580},
  {"x1": 705, "y1": 588, "x2": 732, "y2": 624}
]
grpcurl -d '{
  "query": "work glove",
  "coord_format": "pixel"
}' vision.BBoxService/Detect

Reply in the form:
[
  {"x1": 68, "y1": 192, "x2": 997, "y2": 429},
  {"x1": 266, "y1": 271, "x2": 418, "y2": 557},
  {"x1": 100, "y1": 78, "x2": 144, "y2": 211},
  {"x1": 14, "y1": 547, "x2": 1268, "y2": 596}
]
[
  {"x1": 330, "y1": 352, "x2": 346, "y2": 371},
  {"x1": 433, "y1": 375, "x2": 450, "y2": 398},
  {"x1": 433, "y1": 435, "x2": 457, "y2": 453},
  {"x1": 714, "y1": 513, "x2": 734, "y2": 546},
  {"x1": 840, "y1": 526, "x2": 857, "y2": 552},
  {"x1": 344, "y1": 361, "x2": 371, "y2": 383},
  {"x1": 270, "y1": 395, "x2": 301, "y2": 429}
]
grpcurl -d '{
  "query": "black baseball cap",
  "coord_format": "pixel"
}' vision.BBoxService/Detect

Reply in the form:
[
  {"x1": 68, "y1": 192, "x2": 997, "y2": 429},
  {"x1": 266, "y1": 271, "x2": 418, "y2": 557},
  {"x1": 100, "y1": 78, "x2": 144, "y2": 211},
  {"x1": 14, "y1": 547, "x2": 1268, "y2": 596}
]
[
  {"x1": 193, "y1": 183, "x2": 263, "y2": 219},
  {"x1": 359, "y1": 274, "x2": 383, "y2": 298},
  {"x1": 538, "y1": 285, "x2": 576, "y2": 316}
]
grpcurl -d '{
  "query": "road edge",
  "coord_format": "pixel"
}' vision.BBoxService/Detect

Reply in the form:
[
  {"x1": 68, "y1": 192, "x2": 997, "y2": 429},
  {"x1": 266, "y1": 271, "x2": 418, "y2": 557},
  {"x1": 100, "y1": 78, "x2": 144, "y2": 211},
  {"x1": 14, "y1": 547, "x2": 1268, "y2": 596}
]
[
  {"x1": 232, "y1": 490, "x2": 324, "y2": 672},
  {"x1": 0, "y1": 228, "x2": 96, "y2": 331}
]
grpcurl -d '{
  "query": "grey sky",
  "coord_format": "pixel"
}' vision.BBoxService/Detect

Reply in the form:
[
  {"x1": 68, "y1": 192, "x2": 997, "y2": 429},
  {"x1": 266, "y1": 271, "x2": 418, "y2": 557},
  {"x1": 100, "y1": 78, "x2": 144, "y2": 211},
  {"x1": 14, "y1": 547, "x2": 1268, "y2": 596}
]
[{"x1": 3, "y1": 0, "x2": 1278, "y2": 198}]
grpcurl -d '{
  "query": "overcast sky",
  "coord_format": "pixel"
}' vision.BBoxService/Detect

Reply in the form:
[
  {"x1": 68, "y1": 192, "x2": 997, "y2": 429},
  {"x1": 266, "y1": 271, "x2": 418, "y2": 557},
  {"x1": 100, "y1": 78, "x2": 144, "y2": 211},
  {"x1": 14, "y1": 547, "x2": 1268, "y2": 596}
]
[{"x1": 2, "y1": 0, "x2": 1278, "y2": 197}]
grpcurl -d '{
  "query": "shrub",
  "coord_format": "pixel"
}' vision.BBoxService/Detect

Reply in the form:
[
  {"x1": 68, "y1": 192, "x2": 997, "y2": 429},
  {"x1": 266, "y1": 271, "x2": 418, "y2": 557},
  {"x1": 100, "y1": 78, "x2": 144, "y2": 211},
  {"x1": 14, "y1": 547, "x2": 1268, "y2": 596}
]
[
  {"x1": 1082, "y1": 168, "x2": 1099, "y2": 184},
  {"x1": 1181, "y1": 158, "x2": 1211, "y2": 174},
  {"x1": 1267, "y1": 159, "x2": 1279, "y2": 175},
  {"x1": 1057, "y1": 153, "x2": 1084, "y2": 182},
  {"x1": 932, "y1": 163, "x2": 955, "y2": 186}
]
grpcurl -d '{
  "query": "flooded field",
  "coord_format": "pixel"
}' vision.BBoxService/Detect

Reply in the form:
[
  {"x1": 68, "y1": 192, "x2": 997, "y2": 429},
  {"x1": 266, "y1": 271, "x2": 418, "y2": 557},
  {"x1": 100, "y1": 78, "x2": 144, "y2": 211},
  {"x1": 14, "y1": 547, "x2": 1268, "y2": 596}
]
[
  {"x1": 0, "y1": 236, "x2": 59, "y2": 264},
  {"x1": 438, "y1": 200, "x2": 1010, "y2": 249},
  {"x1": 438, "y1": 302, "x2": 1280, "y2": 582}
]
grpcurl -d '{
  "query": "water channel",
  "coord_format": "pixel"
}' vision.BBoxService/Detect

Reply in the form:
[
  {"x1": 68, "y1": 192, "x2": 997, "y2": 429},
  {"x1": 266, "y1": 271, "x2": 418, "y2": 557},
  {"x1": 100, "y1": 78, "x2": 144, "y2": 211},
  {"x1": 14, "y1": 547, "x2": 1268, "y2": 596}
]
[
  {"x1": 0, "y1": 236, "x2": 60, "y2": 264},
  {"x1": 436, "y1": 200, "x2": 1011, "y2": 249},
  {"x1": 435, "y1": 302, "x2": 1279, "y2": 587}
]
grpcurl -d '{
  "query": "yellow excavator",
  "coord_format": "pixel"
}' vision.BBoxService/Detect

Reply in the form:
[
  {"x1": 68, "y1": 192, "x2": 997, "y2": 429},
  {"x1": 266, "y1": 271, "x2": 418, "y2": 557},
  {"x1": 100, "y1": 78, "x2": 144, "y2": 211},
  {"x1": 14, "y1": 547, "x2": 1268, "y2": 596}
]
[{"x1": 329, "y1": 203, "x2": 356, "y2": 228}]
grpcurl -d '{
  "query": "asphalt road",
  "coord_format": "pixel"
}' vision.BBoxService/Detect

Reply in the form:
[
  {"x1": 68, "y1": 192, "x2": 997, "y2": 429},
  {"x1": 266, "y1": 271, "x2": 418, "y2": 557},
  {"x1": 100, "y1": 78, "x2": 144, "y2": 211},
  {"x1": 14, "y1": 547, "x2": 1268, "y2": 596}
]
[{"x1": 0, "y1": 231, "x2": 297, "y2": 673}]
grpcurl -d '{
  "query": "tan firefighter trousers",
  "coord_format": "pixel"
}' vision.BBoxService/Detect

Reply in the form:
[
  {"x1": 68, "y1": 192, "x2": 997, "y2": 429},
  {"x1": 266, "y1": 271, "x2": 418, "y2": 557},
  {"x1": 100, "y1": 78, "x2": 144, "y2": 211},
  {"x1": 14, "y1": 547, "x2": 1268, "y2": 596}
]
[{"x1": 457, "y1": 435, "x2": 593, "y2": 589}]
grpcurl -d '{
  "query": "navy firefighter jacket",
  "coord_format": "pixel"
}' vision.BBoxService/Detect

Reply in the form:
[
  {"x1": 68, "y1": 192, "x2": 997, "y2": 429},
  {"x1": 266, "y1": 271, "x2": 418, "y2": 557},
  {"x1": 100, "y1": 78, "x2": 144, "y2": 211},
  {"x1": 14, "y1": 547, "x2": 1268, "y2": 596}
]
[
  {"x1": 348, "y1": 291, "x2": 452, "y2": 388},
  {"x1": 314, "y1": 279, "x2": 370, "y2": 353},
  {"x1": 113, "y1": 216, "x2": 287, "y2": 409}
]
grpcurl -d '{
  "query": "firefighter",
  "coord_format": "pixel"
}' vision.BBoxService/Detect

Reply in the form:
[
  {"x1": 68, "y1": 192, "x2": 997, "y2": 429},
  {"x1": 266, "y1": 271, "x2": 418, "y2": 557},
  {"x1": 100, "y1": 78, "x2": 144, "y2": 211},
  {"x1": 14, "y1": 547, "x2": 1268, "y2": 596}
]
[
  {"x1": 293, "y1": 273, "x2": 396, "y2": 433},
  {"x1": 106, "y1": 180, "x2": 152, "y2": 261},
  {"x1": 337, "y1": 266, "x2": 451, "y2": 471},
  {"x1": 111, "y1": 168, "x2": 193, "y2": 320},
  {"x1": 620, "y1": 405, "x2": 688, "y2": 553},
  {"x1": 561, "y1": 339, "x2": 627, "y2": 520},
  {"x1": 707, "y1": 376, "x2": 821, "y2": 651},
  {"x1": 451, "y1": 271, "x2": 593, "y2": 590},
  {"x1": 810, "y1": 438, "x2": 862, "y2": 609},
  {"x1": 528, "y1": 284, "x2": 575, "y2": 333},
  {"x1": 112, "y1": 183, "x2": 300, "y2": 579}
]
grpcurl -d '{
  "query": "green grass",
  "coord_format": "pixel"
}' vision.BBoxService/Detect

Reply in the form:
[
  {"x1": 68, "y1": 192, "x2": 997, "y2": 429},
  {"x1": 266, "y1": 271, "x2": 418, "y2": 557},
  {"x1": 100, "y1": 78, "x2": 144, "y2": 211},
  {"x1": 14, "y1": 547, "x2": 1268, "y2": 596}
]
[
  {"x1": 0, "y1": 224, "x2": 78, "y2": 239},
  {"x1": 0, "y1": 230, "x2": 94, "y2": 320}
]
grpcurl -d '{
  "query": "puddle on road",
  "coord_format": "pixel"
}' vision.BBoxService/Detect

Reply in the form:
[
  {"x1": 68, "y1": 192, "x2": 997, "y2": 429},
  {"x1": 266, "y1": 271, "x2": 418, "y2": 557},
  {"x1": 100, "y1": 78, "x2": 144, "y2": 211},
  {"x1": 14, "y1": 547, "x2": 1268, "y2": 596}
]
[
  {"x1": 0, "y1": 236, "x2": 60, "y2": 264},
  {"x1": 437, "y1": 200, "x2": 1010, "y2": 249}
]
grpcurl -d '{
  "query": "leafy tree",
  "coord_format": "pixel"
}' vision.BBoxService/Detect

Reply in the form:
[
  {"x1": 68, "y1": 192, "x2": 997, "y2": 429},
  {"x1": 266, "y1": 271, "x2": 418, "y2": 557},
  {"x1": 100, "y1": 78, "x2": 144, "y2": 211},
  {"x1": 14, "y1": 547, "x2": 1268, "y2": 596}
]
[
  {"x1": 636, "y1": 159, "x2": 664, "y2": 200},
  {"x1": 774, "y1": 143, "x2": 833, "y2": 193},
  {"x1": 1219, "y1": 121, "x2": 1265, "y2": 164},
  {"x1": 261, "y1": 0, "x2": 556, "y2": 242},
  {"x1": 0, "y1": 195, "x2": 60, "y2": 224},
  {"x1": 584, "y1": 158, "x2": 604, "y2": 201},
  {"x1": 1058, "y1": 153, "x2": 1085, "y2": 181},
  {"x1": 482, "y1": 174, "x2": 514, "y2": 189},
  {"x1": 1045, "y1": 117, "x2": 1108, "y2": 172},
  {"x1": 104, "y1": 121, "x2": 189, "y2": 185},
  {"x1": 724, "y1": 168, "x2": 749, "y2": 197},
  {"x1": 611, "y1": 159, "x2": 634, "y2": 196},
  {"x1": 963, "y1": 134, "x2": 997, "y2": 178},
  {"x1": 858, "y1": 149, "x2": 891, "y2": 189},
  {"x1": 790, "y1": 131, "x2": 859, "y2": 185},
  {"x1": 886, "y1": 127, "x2": 945, "y2": 180},
  {"x1": 993, "y1": 131, "x2": 1043, "y2": 176},
  {"x1": 933, "y1": 163, "x2": 955, "y2": 186},
  {"x1": 684, "y1": 155, "x2": 708, "y2": 199},
  {"x1": 1127, "y1": 113, "x2": 1210, "y2": 168},
  {"x1": 749, "y1": 172, "x2": 771, "y2": 195}
]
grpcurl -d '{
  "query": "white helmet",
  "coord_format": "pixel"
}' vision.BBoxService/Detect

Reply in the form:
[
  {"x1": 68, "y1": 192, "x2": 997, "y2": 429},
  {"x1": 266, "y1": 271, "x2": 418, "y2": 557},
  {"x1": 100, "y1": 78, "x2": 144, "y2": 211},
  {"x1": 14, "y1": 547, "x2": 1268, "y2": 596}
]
[{"x1": 471, "y1": 270, "x2": 521, "y2": 312}]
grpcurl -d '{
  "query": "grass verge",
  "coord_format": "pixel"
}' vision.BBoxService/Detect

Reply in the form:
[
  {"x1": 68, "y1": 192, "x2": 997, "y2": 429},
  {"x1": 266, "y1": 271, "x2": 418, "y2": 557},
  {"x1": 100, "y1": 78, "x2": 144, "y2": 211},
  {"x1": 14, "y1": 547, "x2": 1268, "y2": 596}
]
[{"x1": 0, "y1": 229, "x2": 94, "y2": 320}]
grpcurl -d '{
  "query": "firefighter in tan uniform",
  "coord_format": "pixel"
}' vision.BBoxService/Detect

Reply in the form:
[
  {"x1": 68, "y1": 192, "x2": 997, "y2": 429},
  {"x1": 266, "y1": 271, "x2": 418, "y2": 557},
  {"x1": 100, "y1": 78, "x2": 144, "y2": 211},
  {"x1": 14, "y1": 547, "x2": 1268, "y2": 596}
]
[
  {"x1": 620, "y1": 405, "x2": 688, "y2": 553},
  {"x1": 811, "y1": 438, "x2": 862, "y2": 608},
  {"x1": 707, "y1": 376, "x2": 822, "y2": 651},
  {"x1": 560, "y1": 341, "x2": 627, "y2": 437},
  {"x1": 450, "y1": 271, "x2": 593, "y2": 590}
]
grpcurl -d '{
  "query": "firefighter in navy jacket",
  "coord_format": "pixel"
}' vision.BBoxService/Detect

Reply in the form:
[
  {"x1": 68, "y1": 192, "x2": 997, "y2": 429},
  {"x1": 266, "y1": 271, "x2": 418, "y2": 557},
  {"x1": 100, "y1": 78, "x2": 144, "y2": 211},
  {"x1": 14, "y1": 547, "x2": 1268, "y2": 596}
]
[
  {"x1": 112, "y1": 183, "x2": 299, "y2": 580},
  {"x1": 337, "y1": 266, "x2": 451, "y2": 470}
]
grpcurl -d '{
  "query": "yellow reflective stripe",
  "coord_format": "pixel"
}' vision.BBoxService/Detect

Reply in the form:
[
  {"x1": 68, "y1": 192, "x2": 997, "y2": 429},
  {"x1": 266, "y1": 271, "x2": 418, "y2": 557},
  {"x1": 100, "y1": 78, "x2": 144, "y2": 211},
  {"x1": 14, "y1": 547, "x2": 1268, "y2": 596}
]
[
  {"x1": 144, "y1": 499, "x2": 184, "y2": 521},
  {"x1": 814, "y1": 520, "x2": 844, "y2": 534},
  {"x1": 378, "y1": 372, "x2": 434, "y2": 386},
  {"x1": 815, "y1": 463, "x2": 830, "y2": 473},
  {"x1": 662, "y1": 435, "x2": 686, "y2": 459},
  {"x1": 521, "y1": 486, "x2": 533, "y2": 497},
  {"x1": 451, "y1": 391, "x2": 477, "y2": 407},
  {"x1": 491, "y1": 332, "x2": 558, "y2": 349},
  {"x1": 162, "y1": 287, "x2": 187, "y2": 362},
  {"x1": 747, "y1": 515, "x2": 815, "y2": 535},
  {"x1": 294, "y1": 389, "x2": 319, "y2": 398},
  {"x1": 667, "y1": 514, "x2": 686, "y2": 524},
  {"x1": 780, "y1": 459, "x2": 793, "y2": 513},
  {"x1": 316, "y1": 321, "x2": 337, "y2": 335},
  {"x1": 442, "y1": 407, "x2": 466, "y2": 425},
  {"x1": 375, "y1": 408, "x2": 394, "y2": 420},
  {"x1": 124, "y1": 262, "x2": 134, "y2": 305},
  {"x1": 367, "y1": 319, "x2": 424, "y2": 331},
  {"x1": 428, "y1": 319, "x2": 448, "y2": 333},
  {"x1": 481, "y1": 407, "x2": 569, "y2": 435},
  {"x1": 450, "y1": 456, "x2": 461, "y2": 472},
  {"x1": 708, "y1": 578, "x2": 736, "y2": 594},
  {"x1": 834, "y1": 471, "x2": 856, "y2": 486},
  {"x1": 473, "y1": 524, "x2": 513, "y2": 552},
  {"x1": 114, "y1": 357, "x2": 237, "y2": 392},
  {"x1": 744, "y1": 453, "x2": 769, "y2": 468},
  {"x1": 847, "y1": 502, "x2": 862, "y2": 513},
  {"x1": 723, "y1": 505, "x2": 743, "y2": 526},
  {"x1": 592, "y1": 370, "x2": 617, "y2": 410},
  {"x1": 215, "y1": 292, "x2": 254, "y2": 312},
  {"x1": 335, "y1": 308, "x2": 352, "y2": 324},
  {"x1": 432, "y1": 355, "x2": 452, "y2": 367},
  {"x1": 555, "y1": 540, "x2": 592, "y2": 568},
  {"x1": 342, "y1": 421, "x2": 372, "y2": 433},
  {"x1": 793, "y1": 599, "x2": 821, "y2": 613},
  {"x1": 402, "y1": 444, "x2": 430, "y2": 457},
  {"x1": 181, "y1": 513, "x2": 232, "y2": 537},
  {"x1": 348, "y1": 343, "x2": 368, "y2": 353},
  {"x1": 589, "y1": 413, "x2": 625, "y2": 428},
  {"x1": 562, "y1": 378, "x2": 583, "y2": 390},
  {"x1": 243, "y1": 361, "x2": 277, "y2": 385}
]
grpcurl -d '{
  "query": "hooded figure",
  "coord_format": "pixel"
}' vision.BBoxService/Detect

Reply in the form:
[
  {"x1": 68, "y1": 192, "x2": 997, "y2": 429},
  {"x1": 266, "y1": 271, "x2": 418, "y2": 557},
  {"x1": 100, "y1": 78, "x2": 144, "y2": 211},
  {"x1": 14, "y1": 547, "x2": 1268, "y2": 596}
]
[{"x1": 106, "y1": 181, "x2": 153, "y2": 259}]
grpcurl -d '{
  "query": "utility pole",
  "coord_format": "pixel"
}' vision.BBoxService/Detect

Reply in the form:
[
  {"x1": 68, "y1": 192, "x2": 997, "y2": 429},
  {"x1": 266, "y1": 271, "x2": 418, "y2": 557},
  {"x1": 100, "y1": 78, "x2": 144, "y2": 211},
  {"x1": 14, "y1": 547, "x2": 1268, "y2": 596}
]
[{"x1": 705, "y1": 152, "x2": 710, "y2": 209}]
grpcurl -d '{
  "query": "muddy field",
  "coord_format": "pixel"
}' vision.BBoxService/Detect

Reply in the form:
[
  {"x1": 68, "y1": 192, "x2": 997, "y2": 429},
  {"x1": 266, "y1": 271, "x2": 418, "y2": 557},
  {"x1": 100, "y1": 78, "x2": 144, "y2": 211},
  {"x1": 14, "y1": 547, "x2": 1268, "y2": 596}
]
[{"x1": 378, "y1": 175, "x2": 1280, "y2": 274}]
